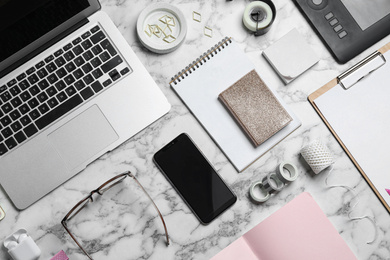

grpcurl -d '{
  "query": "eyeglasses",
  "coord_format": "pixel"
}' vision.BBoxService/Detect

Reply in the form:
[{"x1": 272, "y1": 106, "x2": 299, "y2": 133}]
[{"x1": 61, "y1": 171, "x2": 169, "y2": 259}]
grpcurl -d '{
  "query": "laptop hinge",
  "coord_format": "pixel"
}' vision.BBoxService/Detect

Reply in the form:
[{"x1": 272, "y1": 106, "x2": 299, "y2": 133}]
[{"x1": 0, "y1": 18, "x2": 89, "y2": 79}]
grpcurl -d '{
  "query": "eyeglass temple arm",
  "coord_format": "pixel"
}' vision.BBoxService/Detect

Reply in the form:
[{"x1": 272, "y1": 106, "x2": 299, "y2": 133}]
[
  {"x1": 130, "y1": 174, "x2": 170, "y2": 246},
  {"x1": 62, "y1": 221, "x2": 94, "y2": 260}
]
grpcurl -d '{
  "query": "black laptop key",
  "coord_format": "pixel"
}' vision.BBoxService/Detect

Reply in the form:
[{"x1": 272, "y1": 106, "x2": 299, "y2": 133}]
[
  {"x1": 90, "y1": 25, "x2": 100, "y2": 34},
  {"x1": 1, "y1": 116, "x2": 11, "y2": 128},
  {"x1": 83, "y1": 74, "x2": 94, "y2": 85},
  {"x1": 64, "y1": 75, "x2": 75, "y2": 85},
  {"x1": 103, "y1": 79, "x2": 112, "y2": 87},
  {"x1": 65, "y1": 86, "x2": 76, "y2": 97},
  {"x1": 80, "y1": 87, "x2": 94, "y2": 100},
  {"x1": 0, "y1": 85, "x2": 6, "y2": 93},
  {"x1": 91, "y1": 45, "x2": 102, "y2": 55},
  {"x1": 55, "y1": 80, "x2": 66, "y2": 91},
  {"x1": 101, "y1": 55, "x2": 123, "y2": 73},
  {"x1": 10, "y1": 97, "x2": 22, "y2": 108},
  {"x1": 23, "y1": 123, "x2": 38, "y2": 137},
  {"x1": 82, "y1": 50, "x2": 94, "y2": 61},
  {"x1": 27, "y1": 98, "x2": 39, "y2": 109},
  {"x1": 2, "y1": 103, "x2": 12, "y2": 114},
  {"x1": 72, "y1": 37, "x2": 82, "y2": 45},
  {"x1": 1, "y1": 103, "x2": 12, "y2": 114},
  {"x1": 46, "y1": 62, "x2": 57, "y2": 73},
  {"x1": 9, "y1": 85, "x2": 21, "y2": 96},
  {"x1": 5, "y1": 137, "x2": 17, "y2": 150},
  {"x1": 18, "y1": 79, "x2": 30, "y2": 90},
  {"x1": 20, "y1": 91, "x2": 31, "y2": 102},
  {"x1": 54, "y1": 49, "x2": 63, "y2": 57},
  {"x1": 37, "y1": 92, "x2": 48, "y2": 102},
  {"x1": 109, "y1": 69, "x2": 121, "y2": 81},
  {"x1": 64, "y1": 51, "x2": 75, "y2": 61},
  {"x1": 35, "y1": 94, "x2": 83, "y2": 130},
  {"x1": 91, "y1": 31, "x2": 106, "y2": 44},
  {"x1": 91, "y1": 81, "x2": 103, "y2": 93},
  {"x1": 17, "y1": 73, "x2": 26, "y2": 81},
  {"x1": 27, "y1": 74, "x2": 39, "y2": 85},
  {"x1": 29, "y1": 109, "x2": 40, "y2": 120},
  {"x1": 37, "y1": 68, "x2": 48, "y2": 79},
  {"x1": 73, "y1": 69, "x2": 84, "y2": 80},
  {"x1": 29, "y1": 85, "x2": 40, "y2": 96},
  {"x1": 74, "y1": 56, "x2": 85, "y2": 66},
  {"x1": 20, "y1": 115, "x2": 32, "y2": 126},
  {"x1": 74, "y1": 80, "x2": 86, "y2": 90},
  {"x1": 35, "y1": 61, "x2": 45, "y2": 69},
  {"x1": 14, "y1": 131, "x2": 27, "y2": 144},
  {"x1": 38, "y1": 103, "x2": 49, "y2": 114},
  {"x1": 65, "y1": 62, "x2": 76, "y2": 73},
  {"x1": 120, "y1": 67, "x2": 130, "y2": 76},
  {"x1": 0, "y1": 143, "x2": 8, "y2": 155},
  {"x1": 101, "y1": 39, "x2": 117, "y2": 56},
  {"x1": 82, "y1": 31, "x2": 91, "y2": 39},
  {"x1": 26, "y1": 67, "x2": 36, "y2": 75},
  {"x1": 63, "y1": 43, "x2": 73, "y2": 51},
  {"x1": 99, "y1": 51, "x2": 110, "y2": 62},
  {"x1": 56, "y1": 68, "x2": 67, "y2": 78},
  {"x1": 45, "y1": 55, "x2": 54, "y2": 63},
  {"x1": 11, "y1": 121, "x2": 22, "y2": 132},
  {"x1": 82, "y1": 63, "x2": 93, "y2": 74},
  {"x1": 81, "y1": 39, "x2": 92, "y2": 50},
  {"x1": 1, "y1": 126, "x2": 12, "y2": 138},
  {"x1": 7, "y1": 79, "x2": 17, "y2": 87},
  {"x1": 38, "y1": 79, "x2": 50, "y2": 90},
  {"x1": 19, "y1": 104, "x2": 30, "y2": 115},
  {"x1": 55, "y1": 56, "x2": 66, "y2": 67},
  {"x1": 47, "y1": 73, "x2": 59, "y2": 84},
  {"x1": 56, "y1": 92, "x2": 67, "y2": 102},
  {"x1": 92, "y1": 68, "x2": 103, "y2": 79},
  {"x1": 0, "y1": 91, "x2": 11, "y2": 102},
  {"x1": 46, "y1": 86, "x2": 57, "y2": 97},
  {"x1": 90, "y1": 57, "x2": 101, "y2": 68},
  {"x1": 47, "y1": 97, "x2": 59, "y2": 108},
  {"x1": 9, "y1": 110, "x2": 21, "y2": 121},
  {"x1": 73, "y1": 45, "x2": 84, "y2": 56}
]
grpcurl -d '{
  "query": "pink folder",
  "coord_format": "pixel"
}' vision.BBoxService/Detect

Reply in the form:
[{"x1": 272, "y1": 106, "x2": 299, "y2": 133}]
[{"x1": 212, "y1": 192, "x2": 357, "y2": 260}]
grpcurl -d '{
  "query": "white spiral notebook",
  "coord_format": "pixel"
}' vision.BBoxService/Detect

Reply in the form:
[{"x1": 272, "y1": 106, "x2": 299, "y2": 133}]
[{"x1": 170, "y1": 37, "x2": 301, "y2": 172}]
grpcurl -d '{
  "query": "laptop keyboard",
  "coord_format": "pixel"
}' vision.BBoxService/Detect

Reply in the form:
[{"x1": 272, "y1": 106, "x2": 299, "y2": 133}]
[{"x1": 0, "y1": 24, "x2": 132, "y2": 156}]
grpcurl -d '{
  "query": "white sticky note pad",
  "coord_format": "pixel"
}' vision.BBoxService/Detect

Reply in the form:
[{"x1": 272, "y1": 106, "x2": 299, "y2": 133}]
[{"x1": 263, "y1": 29, "x2": 319, "y2": 84}]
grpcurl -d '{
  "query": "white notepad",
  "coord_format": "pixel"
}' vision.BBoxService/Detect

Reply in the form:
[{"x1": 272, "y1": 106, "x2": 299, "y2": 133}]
[{"x1": 170, "y1": 38, "x2": 301, "y2": 172}]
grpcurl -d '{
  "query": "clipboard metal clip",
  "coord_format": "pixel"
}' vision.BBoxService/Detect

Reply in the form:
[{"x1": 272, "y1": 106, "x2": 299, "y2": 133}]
[{"x1": 337, "y1": 51, "x2": 386, "y2": 90}]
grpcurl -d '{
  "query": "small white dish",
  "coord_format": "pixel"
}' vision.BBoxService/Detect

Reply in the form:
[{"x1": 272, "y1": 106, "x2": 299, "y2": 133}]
[{"x1": 137, "y1": 3, "x2": 187, "y2": 54}]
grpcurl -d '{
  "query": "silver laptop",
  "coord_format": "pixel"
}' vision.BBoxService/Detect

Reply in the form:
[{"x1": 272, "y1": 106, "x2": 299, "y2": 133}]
[{"x1": 0, "y1": 0, "x2": 171, "y2": 209}]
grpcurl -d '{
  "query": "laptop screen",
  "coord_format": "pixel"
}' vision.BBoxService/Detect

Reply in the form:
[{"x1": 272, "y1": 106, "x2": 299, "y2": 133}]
[{"x1": 0, "y1": 0, "x2": 99, "y2": 75}]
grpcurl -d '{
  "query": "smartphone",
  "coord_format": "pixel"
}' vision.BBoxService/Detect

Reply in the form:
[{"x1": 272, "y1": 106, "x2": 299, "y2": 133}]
[{"x1": 153, "y1": 133, "x2": 237, "y2": 224}]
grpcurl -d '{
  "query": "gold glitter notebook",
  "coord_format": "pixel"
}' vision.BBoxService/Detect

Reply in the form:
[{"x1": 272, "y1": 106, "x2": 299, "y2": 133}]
[
  {"x1": 170, "y1": 37, "x2": 301, "y2": 172},
  {"x1": 219, "y1": 70, "x2": 292, "y2": 147}
]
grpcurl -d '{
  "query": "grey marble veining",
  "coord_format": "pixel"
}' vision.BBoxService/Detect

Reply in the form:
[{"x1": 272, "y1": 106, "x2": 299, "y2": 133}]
[{"x1": 1, "y1": 0, "x2": 390, "y2": 259}]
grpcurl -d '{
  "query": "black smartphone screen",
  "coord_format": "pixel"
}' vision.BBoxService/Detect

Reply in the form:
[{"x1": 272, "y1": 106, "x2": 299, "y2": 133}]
[{"x1": 153, "y1": 133, "x2": 237, "y2": 224}]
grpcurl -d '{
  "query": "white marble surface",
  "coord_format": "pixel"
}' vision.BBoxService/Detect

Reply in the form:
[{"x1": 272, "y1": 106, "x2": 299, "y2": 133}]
[{"x1": 1, "y1": 0, "x2": 390, "y2": 259}]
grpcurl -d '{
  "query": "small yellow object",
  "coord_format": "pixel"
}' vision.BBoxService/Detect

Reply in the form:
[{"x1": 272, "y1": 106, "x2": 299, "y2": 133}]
[
  {"x1": 204, "y1": 26, "x2": 213, "y2": 38},
  {"x1": 160, "y1": 15, "x2": 176, "y2": 27},
  {"x1": 163, "y1": 35, "x2": 176, "y2": 43},
  {"x1": 152, "y1": 25, "x2": 163, "y2": 38},
  {"x1": 0, "y1": 205, "x2": 5, "y2": 221},
  {"x1": 192, "y1": 11, "x2": 201, "y2": 22}
]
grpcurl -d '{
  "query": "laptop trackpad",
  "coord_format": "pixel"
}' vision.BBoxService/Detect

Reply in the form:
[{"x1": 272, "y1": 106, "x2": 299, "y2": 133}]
[{"x1": 48, "y1": 105, "x2": 118, "y2": 170}]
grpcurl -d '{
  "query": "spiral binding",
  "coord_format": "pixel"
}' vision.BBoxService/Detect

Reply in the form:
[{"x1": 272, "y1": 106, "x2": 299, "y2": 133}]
[{"x1": 169, "y1": 37, "x2": 232, "y2": 85}]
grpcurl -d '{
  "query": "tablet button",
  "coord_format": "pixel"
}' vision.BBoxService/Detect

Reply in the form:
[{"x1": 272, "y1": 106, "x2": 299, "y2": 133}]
[
  {"x1": 329, "y1": 18, "x2": 338, "y2": 26},
  {"x1": 312, "y1": 0, "x2": 323, "y2": 5},
  {"x1": 307, "y1": 0, "x2": 328, "y2": 10},
  {"x1": 338, "y1": 31, "x2": 347, "y2": 39},
  {"x1": 325, "y1": 12, "x2": 334, "y2": 20},
  {"x1": 334, "y1": 24, "x2": 343, "y2": 32}
]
